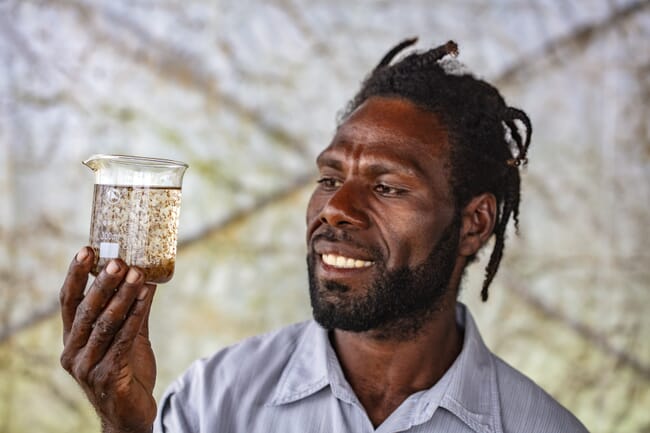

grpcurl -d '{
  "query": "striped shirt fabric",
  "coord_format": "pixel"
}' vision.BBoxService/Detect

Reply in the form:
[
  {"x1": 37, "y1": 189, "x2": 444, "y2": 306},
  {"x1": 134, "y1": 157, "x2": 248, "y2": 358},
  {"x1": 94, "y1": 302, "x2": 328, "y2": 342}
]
[{"x1": 154, "y1": 303, "x2": 589, "y2": 433}]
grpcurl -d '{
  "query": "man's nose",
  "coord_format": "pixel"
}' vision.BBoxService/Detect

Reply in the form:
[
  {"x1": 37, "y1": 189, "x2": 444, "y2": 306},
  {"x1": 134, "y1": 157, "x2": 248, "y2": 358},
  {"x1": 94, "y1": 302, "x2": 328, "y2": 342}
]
[{"x1": 319, "y1": 182, "x2": 370, "y2": 229}]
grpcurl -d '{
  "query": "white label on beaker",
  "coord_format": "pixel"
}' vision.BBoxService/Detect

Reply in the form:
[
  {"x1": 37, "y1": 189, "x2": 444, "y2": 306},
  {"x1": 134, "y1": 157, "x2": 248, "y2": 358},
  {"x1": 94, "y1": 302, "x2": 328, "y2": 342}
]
[{"x1": 99, "y1": 242, "x2": 120, "y2": 258}]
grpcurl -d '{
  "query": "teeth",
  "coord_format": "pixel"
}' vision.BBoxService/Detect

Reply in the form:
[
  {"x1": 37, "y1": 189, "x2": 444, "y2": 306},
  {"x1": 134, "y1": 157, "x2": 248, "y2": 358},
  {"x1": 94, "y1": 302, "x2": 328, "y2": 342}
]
[{"x1": 322, "y1": 254, "x2": 373, "y2": 269}]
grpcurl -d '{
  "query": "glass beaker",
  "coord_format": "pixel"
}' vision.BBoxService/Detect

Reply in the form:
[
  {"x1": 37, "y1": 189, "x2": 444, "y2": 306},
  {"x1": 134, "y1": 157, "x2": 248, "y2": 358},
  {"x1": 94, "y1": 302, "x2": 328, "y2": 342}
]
[{"x1": 84, "y1": 154, "x2": 188, "y2": 284}]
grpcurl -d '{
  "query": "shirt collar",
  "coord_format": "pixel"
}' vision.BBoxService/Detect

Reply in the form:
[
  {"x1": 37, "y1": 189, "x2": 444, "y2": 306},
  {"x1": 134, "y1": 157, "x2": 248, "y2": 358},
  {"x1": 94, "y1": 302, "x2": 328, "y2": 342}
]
[
  {"x1": 268, "y1": 320, "x2": 330, "y2": 405},
  {"x1": 437, "y1": 304, "x2": 504, "y2": 433},
  {"x1": 268, "y1": 304, "x2": 503, "y2": 433}
]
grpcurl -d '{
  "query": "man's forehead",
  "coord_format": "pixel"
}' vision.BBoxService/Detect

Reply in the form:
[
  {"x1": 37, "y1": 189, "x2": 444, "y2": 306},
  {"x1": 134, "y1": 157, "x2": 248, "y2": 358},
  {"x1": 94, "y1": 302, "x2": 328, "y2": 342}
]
[
  {"x1": 317, "y1": 135, "x2": 436, "y2": 165},
  {"x1": 318, "y1": 97, "x2": 451, "y2": 166},
  {"x1": 316, "y1": 135, "x2": 450, "y2": 185},
  {"x1": 333, "y1": 123, "x2": 445, "y2": 149}
]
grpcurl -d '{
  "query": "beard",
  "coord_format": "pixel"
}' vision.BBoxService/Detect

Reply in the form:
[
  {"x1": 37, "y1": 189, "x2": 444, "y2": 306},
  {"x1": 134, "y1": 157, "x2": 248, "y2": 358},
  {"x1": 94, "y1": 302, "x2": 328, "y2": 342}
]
[{"x1": 307, "y1": 217, "x2": 460, "y2": 340}]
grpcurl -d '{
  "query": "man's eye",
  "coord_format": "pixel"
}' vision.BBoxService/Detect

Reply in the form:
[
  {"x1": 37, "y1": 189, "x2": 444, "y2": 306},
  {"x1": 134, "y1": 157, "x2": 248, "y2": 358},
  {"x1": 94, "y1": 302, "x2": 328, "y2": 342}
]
[
  {"x1": 374, "y1": 184, "x2": 404, "y2": 196},
  {"x1": 317, "y1": 177, "x2": 342, "y2": 189}
]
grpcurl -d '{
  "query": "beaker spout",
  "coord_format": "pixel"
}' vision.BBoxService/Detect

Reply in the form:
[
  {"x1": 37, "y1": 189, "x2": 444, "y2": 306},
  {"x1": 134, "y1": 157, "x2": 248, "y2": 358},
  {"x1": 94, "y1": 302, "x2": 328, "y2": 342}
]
[{"x1": 82, "y1": 155, "x2": 102, "y2": 171}]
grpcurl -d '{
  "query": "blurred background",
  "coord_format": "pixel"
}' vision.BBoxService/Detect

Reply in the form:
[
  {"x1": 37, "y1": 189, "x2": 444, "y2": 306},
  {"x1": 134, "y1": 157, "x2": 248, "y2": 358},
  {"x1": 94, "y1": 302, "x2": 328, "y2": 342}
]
[{"x1": 1, "y1": 0, "x2": 649, "y2": 432}]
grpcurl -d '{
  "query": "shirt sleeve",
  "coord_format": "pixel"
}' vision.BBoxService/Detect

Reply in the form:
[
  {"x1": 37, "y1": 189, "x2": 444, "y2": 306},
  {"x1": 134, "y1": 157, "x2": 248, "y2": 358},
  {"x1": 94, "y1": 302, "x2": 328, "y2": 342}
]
[{"x1": 153, "y1": 375, "x2": 199, "y2": 433}]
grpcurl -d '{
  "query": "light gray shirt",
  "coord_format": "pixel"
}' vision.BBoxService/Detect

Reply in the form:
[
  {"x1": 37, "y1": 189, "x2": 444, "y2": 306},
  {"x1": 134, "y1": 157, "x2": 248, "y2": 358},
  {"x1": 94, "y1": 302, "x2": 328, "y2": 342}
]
[{"x1": 154, "y1": 304, "x2": 589, "y2": 433}]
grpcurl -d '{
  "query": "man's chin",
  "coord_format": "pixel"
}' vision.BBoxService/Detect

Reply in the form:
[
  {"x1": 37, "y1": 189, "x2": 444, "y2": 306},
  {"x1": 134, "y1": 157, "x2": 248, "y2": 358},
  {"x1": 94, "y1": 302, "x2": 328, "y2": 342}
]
[
  {"x1": 309, "y1": 286, "x2": 374, "y2": 332},
  {"x1": 311, "y1": 307, "x2": 377, "y2": 333},
  {"x1": 312, "y1": 303, "x2": 435, "y2": 340}
]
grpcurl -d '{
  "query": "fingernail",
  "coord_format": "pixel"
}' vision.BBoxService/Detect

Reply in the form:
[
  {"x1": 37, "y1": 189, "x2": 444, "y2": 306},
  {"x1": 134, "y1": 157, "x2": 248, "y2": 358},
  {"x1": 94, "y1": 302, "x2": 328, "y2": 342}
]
[
  {"x1": 106, "y1": 260, "x2": 121, "y2": 275},
  {"x1": 76, "y1": 248, "x2": 89, "y2": 263},
  {"x1": 137, "y1": 286, "x2": 149, "y2": 300},
  {"x1": 126, "y1": 268, "x2": 141, "y2": 284}
]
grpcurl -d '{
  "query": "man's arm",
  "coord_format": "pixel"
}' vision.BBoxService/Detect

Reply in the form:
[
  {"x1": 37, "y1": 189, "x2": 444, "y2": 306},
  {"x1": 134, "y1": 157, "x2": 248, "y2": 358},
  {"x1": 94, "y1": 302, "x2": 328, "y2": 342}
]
[{"x1": 60, "y1": 247, "x2": 158, "y2": 433}]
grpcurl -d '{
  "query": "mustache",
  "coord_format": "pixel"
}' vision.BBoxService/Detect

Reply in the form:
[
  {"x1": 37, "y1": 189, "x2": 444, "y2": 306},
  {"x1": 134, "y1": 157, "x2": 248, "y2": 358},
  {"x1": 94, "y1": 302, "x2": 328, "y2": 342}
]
[{"x1": 310, "y1": 227, "x2": 381, "y2": 260}]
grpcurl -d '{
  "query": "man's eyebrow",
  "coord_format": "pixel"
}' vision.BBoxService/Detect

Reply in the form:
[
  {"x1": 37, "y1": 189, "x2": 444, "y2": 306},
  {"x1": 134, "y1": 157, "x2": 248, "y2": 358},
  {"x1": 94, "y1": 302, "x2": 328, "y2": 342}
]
[
  {"x1": 317, "y1": 155, "x2": 427, "y2": 180},
  {"x1": 315, "y1": 154, "x2": 343, "y2": 170},
  {"x1": 364, "y1": 162, "x2": 420, "y2": 177}
]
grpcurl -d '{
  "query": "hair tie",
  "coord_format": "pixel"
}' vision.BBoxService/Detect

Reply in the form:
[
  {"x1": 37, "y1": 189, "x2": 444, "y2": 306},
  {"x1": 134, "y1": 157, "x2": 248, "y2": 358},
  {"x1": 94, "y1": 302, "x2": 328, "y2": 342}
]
[{"x1": 506, "y1": 157, "x2": 528, "y2": 167}]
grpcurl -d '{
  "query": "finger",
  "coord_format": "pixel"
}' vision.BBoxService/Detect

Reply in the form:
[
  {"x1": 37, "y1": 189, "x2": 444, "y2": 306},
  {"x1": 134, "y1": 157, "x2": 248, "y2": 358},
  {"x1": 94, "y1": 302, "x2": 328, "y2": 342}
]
[
  {"x1": 60, "y1": 247, "x2": 94, "y2": 343},
  {"x1": 138, "y1": 284, "x2": 157, "y2": 339},
  {"x1": 88, "y1": 284, "x2": 156, "y2": 403},
  {"x1": 74, "y1": 268, "x2": 146, "y2": 376},
  {"x1": 66, "y1": 259, "x2": 128, "y2": 351},
  {"x1": 109, "y1": 283, "x2": 155, "y2": 360}
]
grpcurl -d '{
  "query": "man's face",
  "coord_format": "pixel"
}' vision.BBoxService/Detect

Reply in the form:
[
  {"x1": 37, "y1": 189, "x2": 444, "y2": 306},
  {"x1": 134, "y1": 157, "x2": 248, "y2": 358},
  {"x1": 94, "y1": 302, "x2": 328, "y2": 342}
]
[{"x1": 306, "y1": 96, "x2": 459, "y2": 337}]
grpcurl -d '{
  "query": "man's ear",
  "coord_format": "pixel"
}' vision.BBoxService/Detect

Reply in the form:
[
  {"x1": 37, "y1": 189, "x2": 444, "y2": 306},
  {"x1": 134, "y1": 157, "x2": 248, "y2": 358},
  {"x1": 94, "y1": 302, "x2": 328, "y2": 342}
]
[{"x1": 458, "y1": 193, "x2": 497, "y2": 257}]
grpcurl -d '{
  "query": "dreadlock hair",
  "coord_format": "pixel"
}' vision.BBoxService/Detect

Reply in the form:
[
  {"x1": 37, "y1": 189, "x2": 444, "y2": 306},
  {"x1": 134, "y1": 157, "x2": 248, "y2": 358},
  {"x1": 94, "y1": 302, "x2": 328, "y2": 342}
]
[{"x1": 340, "y1": 38, "x2": 532, "y2": 302}]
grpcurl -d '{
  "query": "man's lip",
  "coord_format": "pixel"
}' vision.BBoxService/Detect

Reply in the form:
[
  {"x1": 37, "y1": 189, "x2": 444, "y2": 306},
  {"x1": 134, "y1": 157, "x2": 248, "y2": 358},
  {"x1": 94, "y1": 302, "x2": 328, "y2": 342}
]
[
  {"x1": 312, "y1": 241, "x2": 375, "y2": 263},
  {"x1": 312, "y1": 239, "x2": 377, "y2": 272},
  {"x1": 320, "y1": 252, "x2": 374, "y2": 269}
]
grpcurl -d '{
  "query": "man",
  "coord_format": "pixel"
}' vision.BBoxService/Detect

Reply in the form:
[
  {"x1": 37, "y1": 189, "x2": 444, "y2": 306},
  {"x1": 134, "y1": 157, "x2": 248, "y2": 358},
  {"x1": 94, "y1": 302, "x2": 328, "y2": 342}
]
[{"x1": 60, "y1": 39, "x2": 589, "y2": 433}]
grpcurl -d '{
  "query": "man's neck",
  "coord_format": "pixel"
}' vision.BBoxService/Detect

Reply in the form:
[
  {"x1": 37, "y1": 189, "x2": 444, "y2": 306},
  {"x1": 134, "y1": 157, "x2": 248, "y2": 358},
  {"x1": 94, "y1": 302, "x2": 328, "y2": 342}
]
[{"x1": 330, "y1": 300, "x2": 463, "y2": 428}]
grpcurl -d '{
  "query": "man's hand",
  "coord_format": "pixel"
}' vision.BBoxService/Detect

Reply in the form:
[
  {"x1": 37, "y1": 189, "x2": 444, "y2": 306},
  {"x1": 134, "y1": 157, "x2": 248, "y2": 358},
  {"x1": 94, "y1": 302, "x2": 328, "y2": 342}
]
[{"x1": 60, "y1": 247, "x2": 157, "y2": 433}]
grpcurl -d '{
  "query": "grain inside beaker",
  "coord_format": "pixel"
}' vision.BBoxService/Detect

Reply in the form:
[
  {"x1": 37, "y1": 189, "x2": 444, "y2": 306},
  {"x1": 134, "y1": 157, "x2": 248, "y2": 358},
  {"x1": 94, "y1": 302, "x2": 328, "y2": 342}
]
[{"x1": 89, "y1": 185, "x2": 182, "y2": 283}]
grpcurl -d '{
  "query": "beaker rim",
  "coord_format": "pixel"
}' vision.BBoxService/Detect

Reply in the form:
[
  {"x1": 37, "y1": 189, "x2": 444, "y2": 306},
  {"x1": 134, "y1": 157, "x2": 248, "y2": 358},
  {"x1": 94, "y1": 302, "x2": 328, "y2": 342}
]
[{"x1": 84, "y1": 154, "x2": 189, "y2": 169}]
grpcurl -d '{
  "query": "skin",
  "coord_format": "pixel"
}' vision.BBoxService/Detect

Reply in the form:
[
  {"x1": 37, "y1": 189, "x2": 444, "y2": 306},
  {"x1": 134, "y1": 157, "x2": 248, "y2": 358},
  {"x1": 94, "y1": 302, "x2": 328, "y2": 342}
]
[
  {"x1": 306, "y1": 96, "x2": 496, "y2": 426},
  {"x1": 60, "y1": 95, "x2": 496, "y2": 431},
  {"x1": 60, "y1": 251, "x2": 157, "y2": 433}
]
